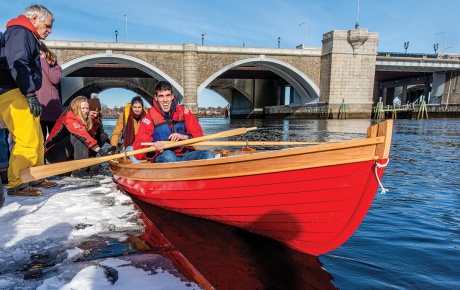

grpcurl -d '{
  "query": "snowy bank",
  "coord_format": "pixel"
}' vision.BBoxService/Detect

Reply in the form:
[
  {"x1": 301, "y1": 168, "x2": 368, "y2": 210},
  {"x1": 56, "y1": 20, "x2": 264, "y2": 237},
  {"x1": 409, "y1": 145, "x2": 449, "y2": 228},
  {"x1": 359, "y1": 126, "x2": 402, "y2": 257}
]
[{"x1": 0, "y1": 176, "x2": 201, "y2": 290}]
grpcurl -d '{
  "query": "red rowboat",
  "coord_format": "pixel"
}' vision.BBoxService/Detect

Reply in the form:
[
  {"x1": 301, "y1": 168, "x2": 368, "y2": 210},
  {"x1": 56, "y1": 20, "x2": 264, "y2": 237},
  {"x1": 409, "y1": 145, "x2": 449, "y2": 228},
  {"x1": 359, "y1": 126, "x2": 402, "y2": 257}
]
[{"x1": 109, "y1": 120, "x2": 393, "y2": 255}]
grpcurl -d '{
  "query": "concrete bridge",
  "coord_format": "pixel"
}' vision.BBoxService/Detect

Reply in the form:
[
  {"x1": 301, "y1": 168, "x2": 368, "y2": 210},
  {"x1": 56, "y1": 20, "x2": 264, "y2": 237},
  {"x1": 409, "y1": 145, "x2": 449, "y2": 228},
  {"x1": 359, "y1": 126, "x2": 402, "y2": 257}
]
[
  {"x1": 45, "y1": 28, "x2": 460, "y2": 118},
  {"x1": 375, "y1": 53, "x2": 460, "y2": 108}
]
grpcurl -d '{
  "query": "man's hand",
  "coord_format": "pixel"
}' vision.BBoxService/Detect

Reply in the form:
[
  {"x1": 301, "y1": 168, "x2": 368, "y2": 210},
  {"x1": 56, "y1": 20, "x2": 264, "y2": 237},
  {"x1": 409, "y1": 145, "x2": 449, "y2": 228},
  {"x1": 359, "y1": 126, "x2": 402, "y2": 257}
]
[
  {"x1": 146, "y1": 141, "x2": 164, "y2": 158},
  {"x1": 152, "y1": 141, "x2": 165, "y2": 153},
  {"x1": 26, "y1": 95, "x2": 42, "y2": 117},
  {"x1": 168, "y1": 133, "x2": 188, "y2": 142}
]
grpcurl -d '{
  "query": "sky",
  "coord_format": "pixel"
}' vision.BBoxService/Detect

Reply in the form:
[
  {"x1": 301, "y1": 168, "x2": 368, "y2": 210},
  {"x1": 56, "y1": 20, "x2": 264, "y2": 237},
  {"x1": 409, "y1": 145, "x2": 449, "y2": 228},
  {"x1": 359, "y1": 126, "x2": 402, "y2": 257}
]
[
  {"x1": 1, "y1": 0, "x2": 458, "y2": 107},
  {"x1": 0, "y1": 176, "x2": 202, "y2": 289}
]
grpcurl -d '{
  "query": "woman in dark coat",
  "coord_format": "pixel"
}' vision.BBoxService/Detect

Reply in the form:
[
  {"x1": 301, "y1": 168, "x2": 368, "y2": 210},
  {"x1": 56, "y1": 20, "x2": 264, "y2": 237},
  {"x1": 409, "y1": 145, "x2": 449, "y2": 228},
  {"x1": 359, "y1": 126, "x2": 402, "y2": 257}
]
[{"x1": 36, "y1": 41, "x2": 62, "y2": 138}]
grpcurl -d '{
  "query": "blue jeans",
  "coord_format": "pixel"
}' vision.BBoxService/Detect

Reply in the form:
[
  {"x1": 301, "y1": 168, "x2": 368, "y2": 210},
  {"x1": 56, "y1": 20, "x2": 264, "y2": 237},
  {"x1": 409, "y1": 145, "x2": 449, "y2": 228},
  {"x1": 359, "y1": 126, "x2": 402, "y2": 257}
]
[
  {"x1": 125, "y1": 146, "x2": 141, "y2": 164},
  {"x1": 155, "y1": 150, "x2": 215, "y2": 163},
  {"x1": 0, "y1": 129, "x2": 8, "y2": 169}
]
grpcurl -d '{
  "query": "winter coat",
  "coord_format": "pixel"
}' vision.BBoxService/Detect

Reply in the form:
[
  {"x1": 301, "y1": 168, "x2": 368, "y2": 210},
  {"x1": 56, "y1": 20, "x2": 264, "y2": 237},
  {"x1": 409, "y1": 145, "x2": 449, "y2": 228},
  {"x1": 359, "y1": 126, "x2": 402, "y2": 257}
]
[
  {"x1": 110, "y1": 104, "x2": 147, "y2": 147},
  {"x1": 36, "y1": 56, "x2": 62, "y2": 121},
  {"x1": 45, "y1": 111, "x2": 100, "y2": 154},
  {"x1": 133, "y1": 101, "x2": 204, "y2": 161},
  {"x1": 0, "y1": 16, "x2": 42, "y2": 96}
]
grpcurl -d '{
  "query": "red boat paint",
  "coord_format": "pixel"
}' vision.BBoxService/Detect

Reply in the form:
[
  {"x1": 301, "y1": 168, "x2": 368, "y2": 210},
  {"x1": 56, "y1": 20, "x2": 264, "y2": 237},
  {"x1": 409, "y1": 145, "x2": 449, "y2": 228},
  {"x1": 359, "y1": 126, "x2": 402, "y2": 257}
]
[{"x1": 114, "y1": 159, "x2": 386, "y2": 255}]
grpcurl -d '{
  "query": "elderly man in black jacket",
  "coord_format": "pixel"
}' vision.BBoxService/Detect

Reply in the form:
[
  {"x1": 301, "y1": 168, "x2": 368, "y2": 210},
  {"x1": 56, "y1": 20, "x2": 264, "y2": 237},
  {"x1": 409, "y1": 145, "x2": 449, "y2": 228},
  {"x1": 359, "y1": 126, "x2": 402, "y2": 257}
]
[{"x1": 0, "y1": 4, "x2": 56, "y2": 197}]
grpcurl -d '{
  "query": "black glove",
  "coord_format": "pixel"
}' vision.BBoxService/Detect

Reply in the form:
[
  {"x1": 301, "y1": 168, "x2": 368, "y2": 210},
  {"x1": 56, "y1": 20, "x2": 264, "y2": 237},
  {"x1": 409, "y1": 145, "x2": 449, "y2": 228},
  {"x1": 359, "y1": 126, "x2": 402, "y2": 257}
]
[
  {"x1": 97, "y1": 149, "x2": 110, "y2": 157},
  {"x1": 108, "y1": 146, "x2": 117, "y2": 154},
  {"x1": 26, "y1": 95, "x2": 42, "y2": 117}
]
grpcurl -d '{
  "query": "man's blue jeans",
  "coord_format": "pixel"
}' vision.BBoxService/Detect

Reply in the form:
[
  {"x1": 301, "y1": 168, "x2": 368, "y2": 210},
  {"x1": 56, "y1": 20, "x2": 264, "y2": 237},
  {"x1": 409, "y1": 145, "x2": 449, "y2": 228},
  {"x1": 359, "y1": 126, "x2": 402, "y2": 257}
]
[
  {"x1": 155, "y1": 149, "x2": 214, "y2": 163},
  {"x1": 125, "y1": 146, "x2": 141, "y2": 164}
]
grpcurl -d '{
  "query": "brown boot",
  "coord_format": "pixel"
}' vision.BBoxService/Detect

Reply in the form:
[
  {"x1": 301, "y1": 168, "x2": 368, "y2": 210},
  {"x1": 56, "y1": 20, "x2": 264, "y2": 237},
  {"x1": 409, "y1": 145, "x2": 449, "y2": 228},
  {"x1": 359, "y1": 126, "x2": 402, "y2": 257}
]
[
  {"x1": 31, "y1": 179, "x2": 57, "y2": 188},
  {"x1": 8, "y1": 187, "x2": 42, "y2": 196}
]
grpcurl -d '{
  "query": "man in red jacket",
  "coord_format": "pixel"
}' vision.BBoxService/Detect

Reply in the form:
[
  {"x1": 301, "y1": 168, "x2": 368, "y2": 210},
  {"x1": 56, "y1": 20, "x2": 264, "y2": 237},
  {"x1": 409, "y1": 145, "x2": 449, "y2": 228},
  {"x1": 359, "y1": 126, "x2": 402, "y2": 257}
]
[
  {"x1": 0, "y1": 4, "x2": 56, "y2": 196},
  {"x1": 134, "y1": 81, "x2": 214, "y2": 163}
]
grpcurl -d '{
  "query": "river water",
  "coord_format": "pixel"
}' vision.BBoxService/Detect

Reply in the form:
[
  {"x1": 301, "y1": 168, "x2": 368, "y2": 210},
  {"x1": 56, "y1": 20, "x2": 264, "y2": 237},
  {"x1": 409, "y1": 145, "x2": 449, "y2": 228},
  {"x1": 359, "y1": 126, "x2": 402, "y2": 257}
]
[{"x1": 104, "y1": 118, "x2": 460, "y2": 289}]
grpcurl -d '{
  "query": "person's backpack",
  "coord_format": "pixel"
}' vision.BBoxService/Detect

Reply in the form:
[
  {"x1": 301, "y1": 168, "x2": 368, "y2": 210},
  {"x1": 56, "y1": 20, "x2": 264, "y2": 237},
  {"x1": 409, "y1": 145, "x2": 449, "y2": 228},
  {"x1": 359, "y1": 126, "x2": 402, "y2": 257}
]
[
  {"x1": 0, "y1": 31, "x2": 5, "y2": 70},
  {"x1": 0, "y1": 31, "x2": 5, "y2": 55},
  {"x1": 0, "y1": 30, "x2": 5, "y2": 59},
  {"x1": 0, "y1": 31, "x2": 4, "y2": 47},
  {"x1": 0, "y1": 30, "x2": 10, "y2": 87}
]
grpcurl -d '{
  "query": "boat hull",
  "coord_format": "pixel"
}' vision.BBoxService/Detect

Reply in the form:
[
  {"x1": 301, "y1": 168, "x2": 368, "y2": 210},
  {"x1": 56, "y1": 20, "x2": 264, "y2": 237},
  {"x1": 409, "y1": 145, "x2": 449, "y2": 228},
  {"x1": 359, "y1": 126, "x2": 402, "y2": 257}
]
[
  {"x1": 110, "y1": 120, "x2": 392, "y2": 256},
  {"x1": 114, "y1": 160, "x2": 385, "y2": 255}
]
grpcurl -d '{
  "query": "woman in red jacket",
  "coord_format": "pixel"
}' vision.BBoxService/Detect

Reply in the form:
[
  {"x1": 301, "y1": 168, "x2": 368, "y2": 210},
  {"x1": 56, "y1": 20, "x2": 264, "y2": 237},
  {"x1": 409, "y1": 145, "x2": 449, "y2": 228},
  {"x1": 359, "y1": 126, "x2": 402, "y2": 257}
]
[{"x1": 44, "y1": 96, "x2": 108, "y2": 177}]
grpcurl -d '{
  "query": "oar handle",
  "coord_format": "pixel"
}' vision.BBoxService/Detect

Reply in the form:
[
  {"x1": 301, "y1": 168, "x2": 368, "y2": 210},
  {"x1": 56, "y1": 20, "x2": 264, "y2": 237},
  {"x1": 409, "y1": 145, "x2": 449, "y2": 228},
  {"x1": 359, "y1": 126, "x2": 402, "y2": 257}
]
[
  {"x1": 141, "y1": 141, "x2": 320, "y2": 146},
  {"x1": 127, "y1": 127, "x2": 257, "y2": 157}
]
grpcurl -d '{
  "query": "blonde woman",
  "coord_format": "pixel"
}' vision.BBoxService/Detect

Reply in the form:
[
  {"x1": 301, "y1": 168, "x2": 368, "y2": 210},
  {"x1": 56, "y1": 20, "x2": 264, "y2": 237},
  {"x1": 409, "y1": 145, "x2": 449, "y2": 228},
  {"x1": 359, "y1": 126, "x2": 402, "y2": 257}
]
[{"x1": 44, "y1": 96, "x2": 109, "y2": 177}]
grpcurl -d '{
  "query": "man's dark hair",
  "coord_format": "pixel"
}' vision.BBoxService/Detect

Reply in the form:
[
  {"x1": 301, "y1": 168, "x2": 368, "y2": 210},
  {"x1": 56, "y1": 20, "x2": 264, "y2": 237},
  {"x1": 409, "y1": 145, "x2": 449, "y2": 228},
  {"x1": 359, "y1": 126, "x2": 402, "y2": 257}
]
[{"x1": 154, "y1": 81, "x2": 173, "y2": 95}]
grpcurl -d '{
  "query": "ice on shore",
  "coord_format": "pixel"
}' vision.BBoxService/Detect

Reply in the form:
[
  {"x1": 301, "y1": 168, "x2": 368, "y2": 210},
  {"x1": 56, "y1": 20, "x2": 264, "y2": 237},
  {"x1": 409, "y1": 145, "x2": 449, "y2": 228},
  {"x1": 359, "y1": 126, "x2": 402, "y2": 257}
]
[{"x1": 0, "y1": 176, "x2": 201, "y2": 290}]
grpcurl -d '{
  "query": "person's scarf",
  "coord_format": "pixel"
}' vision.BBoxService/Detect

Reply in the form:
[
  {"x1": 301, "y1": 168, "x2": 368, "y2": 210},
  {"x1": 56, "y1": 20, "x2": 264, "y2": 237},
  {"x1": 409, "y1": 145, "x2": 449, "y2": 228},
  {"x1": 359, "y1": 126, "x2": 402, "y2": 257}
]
[
  {"x1": 123, "y1": 106, "x2": 146, "y2": 147},
  {"x1": 6, "y1": 15, "x2": 40, "y2": 39}
]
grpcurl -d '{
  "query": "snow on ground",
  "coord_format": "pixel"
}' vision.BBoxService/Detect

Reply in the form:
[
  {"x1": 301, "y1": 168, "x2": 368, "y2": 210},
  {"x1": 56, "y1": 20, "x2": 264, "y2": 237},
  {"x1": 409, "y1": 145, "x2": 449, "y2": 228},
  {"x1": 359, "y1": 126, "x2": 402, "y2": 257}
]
[{"x1": 0, "y1": 175, "x2": 201, "y2": 290}]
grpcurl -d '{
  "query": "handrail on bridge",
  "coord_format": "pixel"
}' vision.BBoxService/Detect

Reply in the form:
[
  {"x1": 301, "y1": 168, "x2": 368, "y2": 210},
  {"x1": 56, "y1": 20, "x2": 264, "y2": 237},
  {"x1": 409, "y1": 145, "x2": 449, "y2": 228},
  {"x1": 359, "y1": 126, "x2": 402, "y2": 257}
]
[{"x1": 378, "y1": 52, "x2": 459, "y2": 60}]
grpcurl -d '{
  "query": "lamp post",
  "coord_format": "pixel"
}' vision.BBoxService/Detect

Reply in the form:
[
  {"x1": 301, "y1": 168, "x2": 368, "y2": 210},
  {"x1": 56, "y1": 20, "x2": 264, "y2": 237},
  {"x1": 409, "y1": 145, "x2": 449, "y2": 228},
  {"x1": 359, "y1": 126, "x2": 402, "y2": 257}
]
[
  {"x1": 201, "y1": 33, "x2": 206, "y2": 45},
  {"x1": 299, "y1": 22, "x2": 307, "y2": 47},
  {"x1": 433, "y1": 43, "x2": 438, "y2": 54},
  {"x1": 124, "y1": 13, "x2": 128, "y2": 42},
  {"x1": 404, "y1": 41, "x2": 409, "y2": 54},
  {"x1": 115, "y1": 30, "x2": 118, "y2": 42},
  {"x1": 278, "y1": 37, "x2": 280, "y2": 48},
  {"x1": 435, "y1": 32, "x2": 447, "y2": 53},
  {"x1": 355, "y1": 0, "x2": 361, "y2": 29}
]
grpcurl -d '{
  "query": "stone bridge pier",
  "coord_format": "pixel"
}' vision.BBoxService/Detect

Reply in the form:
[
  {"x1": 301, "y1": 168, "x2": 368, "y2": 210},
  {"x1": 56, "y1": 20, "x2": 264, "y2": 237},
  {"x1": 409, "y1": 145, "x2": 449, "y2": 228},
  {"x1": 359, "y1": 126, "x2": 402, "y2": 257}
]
[{"x1": 319, "y1": 29, "x2": 379, "y2": 118}]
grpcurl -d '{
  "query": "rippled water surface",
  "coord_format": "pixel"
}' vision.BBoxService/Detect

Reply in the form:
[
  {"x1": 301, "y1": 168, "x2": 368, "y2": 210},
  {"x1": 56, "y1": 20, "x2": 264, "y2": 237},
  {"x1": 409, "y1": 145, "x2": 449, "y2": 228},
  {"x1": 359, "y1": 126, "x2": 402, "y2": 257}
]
[
  {"x1": 319, "y1": 119, "x2": 460, "y2": 289},
  {"x1": 105, "y1": 118, "x2": 460, "y2": 289}
]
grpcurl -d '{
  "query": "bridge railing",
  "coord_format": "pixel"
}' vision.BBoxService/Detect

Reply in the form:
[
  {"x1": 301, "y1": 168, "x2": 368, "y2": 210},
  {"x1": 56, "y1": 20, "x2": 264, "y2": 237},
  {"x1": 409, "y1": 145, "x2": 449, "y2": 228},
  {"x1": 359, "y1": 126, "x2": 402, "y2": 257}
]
[
  {"x1": 377, "y1": 52, "x2": 460, "y2": 60},
  {"x1": 377, "y1": 52, "x2": 438, "y2": 59}
]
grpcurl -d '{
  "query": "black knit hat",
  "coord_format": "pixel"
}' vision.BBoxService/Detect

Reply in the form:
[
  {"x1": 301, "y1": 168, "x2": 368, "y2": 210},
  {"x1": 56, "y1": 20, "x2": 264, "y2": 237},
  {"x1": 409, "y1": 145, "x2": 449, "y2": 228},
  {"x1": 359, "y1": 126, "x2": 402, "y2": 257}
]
[{"x1": 89, "y1": 93, "x2": 101, "y2": 112}]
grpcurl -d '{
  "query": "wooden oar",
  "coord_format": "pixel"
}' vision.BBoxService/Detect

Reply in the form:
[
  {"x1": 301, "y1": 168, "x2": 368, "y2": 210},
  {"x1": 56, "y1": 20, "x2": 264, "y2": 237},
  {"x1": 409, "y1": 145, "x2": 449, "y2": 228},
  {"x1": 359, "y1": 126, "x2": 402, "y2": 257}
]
[
  {"x1": 20, "y1": 127, "x2": 257, "y2": 183},
  {"x1": 141, "y1": 141, "x2": 321, "y2": 146}
]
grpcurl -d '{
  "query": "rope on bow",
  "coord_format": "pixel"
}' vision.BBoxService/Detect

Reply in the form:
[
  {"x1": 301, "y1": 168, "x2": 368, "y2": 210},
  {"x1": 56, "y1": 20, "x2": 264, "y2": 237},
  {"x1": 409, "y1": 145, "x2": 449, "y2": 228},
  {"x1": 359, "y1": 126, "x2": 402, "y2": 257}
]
[{"x1": 375, "y1": 159, "x2": 389, "y2": 194}]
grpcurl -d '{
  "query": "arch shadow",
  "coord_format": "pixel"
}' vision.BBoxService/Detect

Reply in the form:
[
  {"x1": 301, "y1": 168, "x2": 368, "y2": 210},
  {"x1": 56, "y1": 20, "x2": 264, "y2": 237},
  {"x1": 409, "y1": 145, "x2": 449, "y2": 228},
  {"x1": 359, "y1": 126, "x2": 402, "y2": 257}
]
[{"x1": 198, "y1": 57, "x2": 320, "y2": 105}]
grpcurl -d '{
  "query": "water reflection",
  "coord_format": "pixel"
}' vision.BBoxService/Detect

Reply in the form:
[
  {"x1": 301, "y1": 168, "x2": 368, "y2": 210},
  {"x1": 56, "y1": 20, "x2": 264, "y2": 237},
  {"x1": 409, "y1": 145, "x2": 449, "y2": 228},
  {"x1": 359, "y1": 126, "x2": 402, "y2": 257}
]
[{"x1": 134, "y1": 198, "x2": 337, "y2": 290}]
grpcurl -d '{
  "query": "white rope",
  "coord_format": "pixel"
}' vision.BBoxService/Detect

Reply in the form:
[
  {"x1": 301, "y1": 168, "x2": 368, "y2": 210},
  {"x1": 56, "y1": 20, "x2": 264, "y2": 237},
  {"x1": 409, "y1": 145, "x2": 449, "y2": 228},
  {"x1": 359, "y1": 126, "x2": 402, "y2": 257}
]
[{"x1": 375, "y1": 159, "x2": 389, "y2": 194}]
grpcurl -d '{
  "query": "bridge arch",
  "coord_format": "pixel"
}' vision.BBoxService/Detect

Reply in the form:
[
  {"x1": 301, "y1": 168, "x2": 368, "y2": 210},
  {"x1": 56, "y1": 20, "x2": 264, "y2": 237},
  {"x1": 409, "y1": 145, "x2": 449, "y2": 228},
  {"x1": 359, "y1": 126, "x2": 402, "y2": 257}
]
[
  {"x1": 60, "y1": 53, "x2": 184, "y2": 105},
  {"x1": 197, "y1": 57, "x2": 320, "y2": 103}
]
